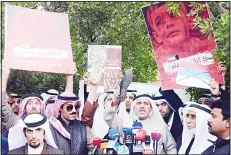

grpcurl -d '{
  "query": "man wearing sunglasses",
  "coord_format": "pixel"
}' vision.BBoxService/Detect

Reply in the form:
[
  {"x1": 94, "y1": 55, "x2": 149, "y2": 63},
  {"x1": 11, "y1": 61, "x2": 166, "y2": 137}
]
[
  {"x1": 44, "y1": 72, "x2": 100, "y2": 155},
  {"x1": 47, "y1": 91, "x2": 95, "y2": 155}
]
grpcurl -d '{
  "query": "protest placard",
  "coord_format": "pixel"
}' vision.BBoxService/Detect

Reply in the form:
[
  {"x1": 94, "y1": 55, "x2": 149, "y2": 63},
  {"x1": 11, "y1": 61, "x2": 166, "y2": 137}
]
[
  {"x1": 4, "y1": 4, "x2": 75, "y2": 74},
  {"x1": 176, "y1": 61, "x2": 212, "y2": 89},
  {"x1": 142, "y1": 2, "x2": 224, "y2": 90},
  {"x1": 87, "y1": 45, "x2": 122, "y2": 91}
]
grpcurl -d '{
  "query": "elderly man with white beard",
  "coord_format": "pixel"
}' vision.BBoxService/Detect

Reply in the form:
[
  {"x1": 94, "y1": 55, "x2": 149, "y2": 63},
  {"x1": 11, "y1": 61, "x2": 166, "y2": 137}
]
[
  {"x1": 178, "y1": 103, "x2": 217, "y2": 154},
  {"x1": 104, "y1": 93, "x2": 177, "y2": 154}
]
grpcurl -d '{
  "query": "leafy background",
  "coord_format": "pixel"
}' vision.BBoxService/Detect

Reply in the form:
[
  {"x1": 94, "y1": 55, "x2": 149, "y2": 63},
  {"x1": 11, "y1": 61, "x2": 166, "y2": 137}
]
[{"x1": 1, "y1": 2, "x2": 230, "y2": 101}]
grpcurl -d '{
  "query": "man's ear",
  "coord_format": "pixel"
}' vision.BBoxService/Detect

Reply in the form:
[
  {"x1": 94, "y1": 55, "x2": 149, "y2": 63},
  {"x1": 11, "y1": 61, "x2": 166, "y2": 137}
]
[
  {"x1": 187, "y1": 16, "x2": 195, "y2": 30},
  {"x1": 152, "y1": 31, "x2": 162, "y2": 44},
  {"x1": 225, "y1": 118, "x2": 230, "y2": 128}
]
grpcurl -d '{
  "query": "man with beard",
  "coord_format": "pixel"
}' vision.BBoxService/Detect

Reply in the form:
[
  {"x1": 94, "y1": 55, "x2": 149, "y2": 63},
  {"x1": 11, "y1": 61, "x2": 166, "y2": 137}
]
[
  {"x1": 8, "y1": 113, "x2": 63, "y2": 154},
  {"x1": 202, "y1": 100, "x2": 230, "y2": 155},
  {"x1": 2, "y1": 64, "x2": 96, "y2": 140},
  {"x1": 1, "y1": 66, "x2": 47, "y2": 134},
  {"x1": 178, "y1": 103, "x2": 217, "y2": 154}
]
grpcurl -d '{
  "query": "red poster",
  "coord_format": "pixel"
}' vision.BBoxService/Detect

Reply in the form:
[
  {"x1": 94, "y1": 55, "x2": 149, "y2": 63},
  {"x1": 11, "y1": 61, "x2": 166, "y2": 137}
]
[
  {"x1": 4, "y1": 4, "x2": 75, "y2": 74},
  {"x1": 87, "y1": 45, "x2": 122, "y2": 88},
  {"x1": 142, "y1": 2, "x2": 224, "y2": 90},
  {"x1": 104, "y1": 69, "x2": 121, "y2": 92}
]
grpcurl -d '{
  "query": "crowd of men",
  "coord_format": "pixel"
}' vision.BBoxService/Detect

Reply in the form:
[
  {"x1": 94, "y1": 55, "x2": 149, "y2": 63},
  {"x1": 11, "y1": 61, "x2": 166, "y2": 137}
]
[{"x1": 1, "y1": 58, "x2": 230, "y2": 155}]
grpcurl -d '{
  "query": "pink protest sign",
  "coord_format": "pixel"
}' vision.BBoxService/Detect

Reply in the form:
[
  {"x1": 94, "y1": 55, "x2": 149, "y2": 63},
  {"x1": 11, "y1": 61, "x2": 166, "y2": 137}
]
[
  {"x1": 4, "y1": 4, "x2": 75, "y2": 74},
  {"x1": 142, "y1": 2, "x2": 224, "y2": 90}
]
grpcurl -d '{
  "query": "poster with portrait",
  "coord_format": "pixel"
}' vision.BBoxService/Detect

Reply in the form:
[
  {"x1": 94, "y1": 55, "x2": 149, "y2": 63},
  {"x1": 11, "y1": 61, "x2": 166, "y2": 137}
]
[
  {"x1": 142, "y1": 2, "x2": 224, "y2": 90},
  {"x1": 4, "y1": 4, "x2": 75, "y2": 74},
  {"x1": 87, "y1": 45, "x2": 122, "y2": 90}
]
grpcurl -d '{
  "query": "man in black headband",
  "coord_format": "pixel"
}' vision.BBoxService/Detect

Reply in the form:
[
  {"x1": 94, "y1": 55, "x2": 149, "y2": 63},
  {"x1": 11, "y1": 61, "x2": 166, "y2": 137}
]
[
  {"x1": 198, "y1": 94, "x2": 213, "y2": 107},
  {"x1": 154, "y1": 88, "x2": 183, "y2": 142},
  {"x1": 104, "y1": 93, "x2": 177, "y2": 154},
  {"x1": 46, "y1": 72, "x2": 100, "y2": 155},
  {"x1": 8, "y1": 113, "x2": 63, "y2": 154},
  {"x1": 178, "y1": 103, "x2": 216, "y2": 154},
  {"x1": 8, "y1": 93, "x2": 21, "y2": 115}
]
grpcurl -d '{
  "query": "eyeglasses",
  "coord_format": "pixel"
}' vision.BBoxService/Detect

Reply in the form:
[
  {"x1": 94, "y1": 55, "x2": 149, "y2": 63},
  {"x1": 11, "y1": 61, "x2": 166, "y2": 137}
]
[{"x1": 66, "y1": 104, "x2": 80, "y2": 112}]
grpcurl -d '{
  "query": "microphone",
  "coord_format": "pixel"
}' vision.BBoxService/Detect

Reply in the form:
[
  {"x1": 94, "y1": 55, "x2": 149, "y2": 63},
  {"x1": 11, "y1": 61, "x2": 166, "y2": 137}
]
[
  {"x1": 132, "y1": 121, "x2": 143, "y2": 129},
  {"x1": 100, "y1": 139, "x2": 108, "y2": 151},
  {"x1": 123, "y1": 128, "x2": 133, "y2": 155},
  {"x1": 108, "y1": 128, "x2": 120, "y2": 140},
  {"x1": 132, "y1": 122, "x2": 142, "y2": 144},
  {"x1": 106, "y1": 128, "x2": 120, "y2": 154},
  {"x1": 135, "y1": 129, "x2": 146, "y2": 145},
  {"x1": 122, "y1": 127, "x2": 132, "y2": 134},
  {"x1": 133, "y1": 129, "x2": 146, "y2": 155},
  {"x1": 91, "y1": 138, "x2": 101, "y2": 154},
  {"x1": 151, "y1": 132, "x2": 161, "y2": 155},
  {"x1": 144, "y1": 135, "x2": 151, "y2": 148},
  {"x1": 117, "y1": 145, "x2": 130, "y2": 154}
]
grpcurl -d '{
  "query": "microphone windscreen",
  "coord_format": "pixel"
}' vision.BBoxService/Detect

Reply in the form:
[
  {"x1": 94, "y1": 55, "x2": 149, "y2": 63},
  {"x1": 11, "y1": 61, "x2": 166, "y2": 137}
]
[
  {"x1": 132, "y1": 122, "x2": 143, "y2": 129},
  {"x1": 135, "y1": 129, "x2": 146, "y2": 141},
  {"x1": 93, "y1": 138, "x2": 102, "y2": 147},
  {"x1": 144, "y1": 135, "x2": 151, "y2": 144},
  {"x1": 122, "y1": 127, "x2": 132, "y2": 134},
  {"x1": 117, "y1": 145, "x2": 130, "y2": 154},
  {"x1": 100, "y1": 142, "x2": 108, "y2": 150},
  {"x1": 151, "y1": 132, "x2": 161, "y2": 141},
  {"x1": 108, "y1": 128, "x2": 119, "y2": 140}
]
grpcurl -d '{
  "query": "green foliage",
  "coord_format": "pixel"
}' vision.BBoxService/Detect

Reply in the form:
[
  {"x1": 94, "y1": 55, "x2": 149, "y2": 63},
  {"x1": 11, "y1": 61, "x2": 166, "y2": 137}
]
[
  {"x1": 163, "y1": 2, "x2": 230, "y2": 101},
  {"x1": 185, "y1": 87, "x2": 211, "y2": 101},
  {"x1": 1, "y1": 2, "x2": 229, "y2": 100},
  {"x1": 1, "y1": 2, "x2": 157, "y2": 95},
  {"x1": 164, "y1": 2, "x2": 181, "y2": 16}
]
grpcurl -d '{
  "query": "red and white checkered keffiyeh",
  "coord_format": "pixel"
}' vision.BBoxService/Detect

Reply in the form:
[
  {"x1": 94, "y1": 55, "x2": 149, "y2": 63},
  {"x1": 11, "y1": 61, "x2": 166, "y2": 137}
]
[
  {"x1": 19, "y1": 96, "x2": 44, "y2": 118},
  {"x1": 45, "y1": 92, "x2": 80, "y2": 139}
]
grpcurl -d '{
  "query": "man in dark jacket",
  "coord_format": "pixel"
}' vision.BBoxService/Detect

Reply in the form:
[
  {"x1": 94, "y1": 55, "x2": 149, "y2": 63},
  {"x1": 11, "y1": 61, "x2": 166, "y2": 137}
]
[
  {"x1": 202, "y1": 100, "x2": 230, "y2": 155},
  {"x1": 153, "y1": 88, "x2": 183, "y2": 142},
  {"x1": 8, "y1": 113, "x2": 63, "y2": 155}
]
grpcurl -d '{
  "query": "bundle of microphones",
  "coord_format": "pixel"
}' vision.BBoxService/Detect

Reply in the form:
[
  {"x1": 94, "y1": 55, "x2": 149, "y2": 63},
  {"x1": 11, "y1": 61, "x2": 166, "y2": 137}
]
[{"x1": 90, "y1": 121, "x2": 161, "y2": 155}]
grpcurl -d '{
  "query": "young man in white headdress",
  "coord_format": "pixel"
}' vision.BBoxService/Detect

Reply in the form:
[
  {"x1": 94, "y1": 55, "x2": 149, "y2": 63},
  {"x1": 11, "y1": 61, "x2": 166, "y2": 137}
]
[
  {"x1": 178, "y1": 103, "x2": 217, "y2": 154},
  {"x1": 8, "y1": 113, "x2": 63, "y2": 154},
  {"x1": 154, "y1": 88, "x2": 183, "y2": 142},
  {"x1": 92, "y1": 90, "x2": 118, "y2": 139},
  {"x1": 117, "y1": 86, "x2": 137, "y2": 126},
  {"x1": 104, "y1": 93, "x2": 177, "y2": 154},
  {"x1": 118, "y1": 86, "x2": 137, "y2": 114}
]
